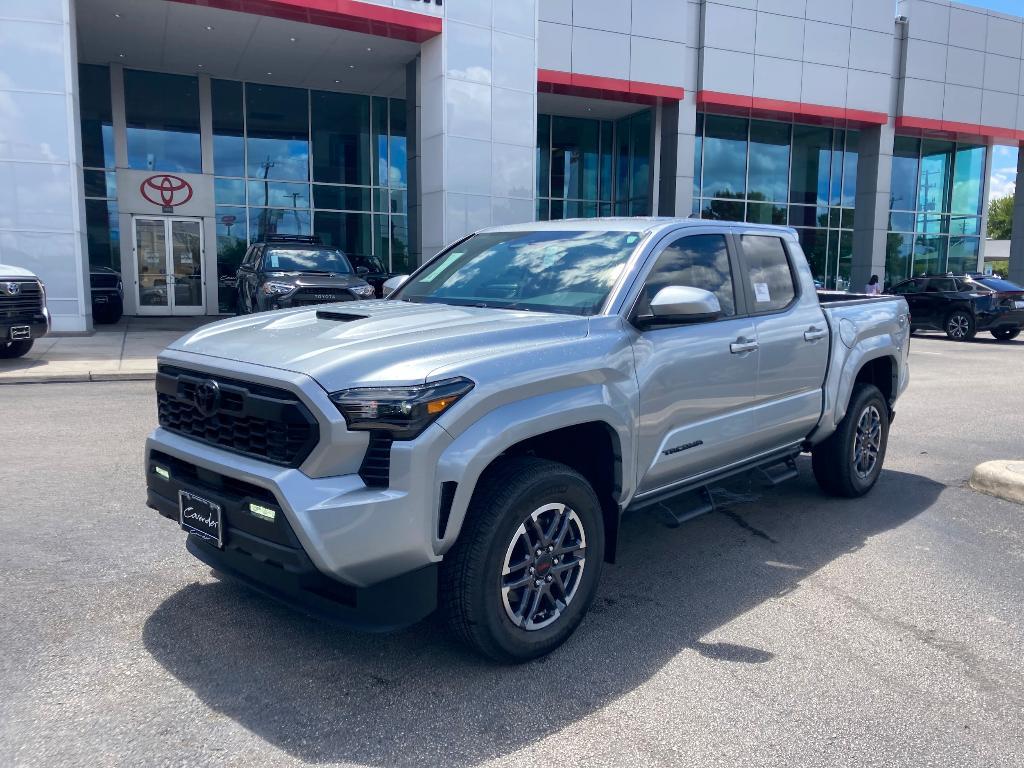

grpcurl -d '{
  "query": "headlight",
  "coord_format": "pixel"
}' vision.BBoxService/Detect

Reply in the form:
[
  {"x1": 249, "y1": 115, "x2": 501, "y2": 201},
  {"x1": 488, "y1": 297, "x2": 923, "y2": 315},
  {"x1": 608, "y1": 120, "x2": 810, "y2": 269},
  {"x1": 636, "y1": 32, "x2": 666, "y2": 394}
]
[
  {"x1": 350, "y1": 283, "x2": 375, "y2": 298},
  {"x1": 262, "y1": 281, "x2": 294, "y2": 295},
  {"x1": 329, "y1": 377, "x2": 474, "y2": 440}
]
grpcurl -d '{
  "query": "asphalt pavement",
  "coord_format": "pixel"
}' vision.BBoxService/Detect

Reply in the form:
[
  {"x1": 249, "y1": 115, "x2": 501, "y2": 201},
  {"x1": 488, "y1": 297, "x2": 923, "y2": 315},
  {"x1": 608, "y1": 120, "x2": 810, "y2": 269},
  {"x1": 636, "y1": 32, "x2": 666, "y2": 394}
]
[{"x1": 1, "y1": 332, "x2": 1022, "y2": 767}]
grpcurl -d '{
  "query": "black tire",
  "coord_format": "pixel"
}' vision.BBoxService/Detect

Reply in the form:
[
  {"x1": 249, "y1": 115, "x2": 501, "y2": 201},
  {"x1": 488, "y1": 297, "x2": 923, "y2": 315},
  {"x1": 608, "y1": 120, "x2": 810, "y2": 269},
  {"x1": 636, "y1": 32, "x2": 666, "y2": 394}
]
[
  {"x1": 93, "y1": 304, "x2": 123, "y2": 324},
  {"x1": 812, "y1": 383, "x2": 890, "y2": 498},
  {"x1": 441, "y1": 456, "x2": 605, "y2": 663},
  {"x1": 0, "y1": 339, "x2": 34, "y2": 359},
  {"x1": 944, "y1": 310, "x2": 976, "y2": 340},
  {"x1": 991, "y1": 328, "x2": 1020, "y2": 341}
]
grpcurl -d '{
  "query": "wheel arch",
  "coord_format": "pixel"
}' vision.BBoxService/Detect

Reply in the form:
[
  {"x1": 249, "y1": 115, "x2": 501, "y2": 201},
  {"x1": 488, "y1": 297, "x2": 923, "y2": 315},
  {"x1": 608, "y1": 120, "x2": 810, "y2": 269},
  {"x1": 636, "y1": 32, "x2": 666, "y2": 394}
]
[{"x1": 435, "y1": 395, "x2": 631, "y2": 565}]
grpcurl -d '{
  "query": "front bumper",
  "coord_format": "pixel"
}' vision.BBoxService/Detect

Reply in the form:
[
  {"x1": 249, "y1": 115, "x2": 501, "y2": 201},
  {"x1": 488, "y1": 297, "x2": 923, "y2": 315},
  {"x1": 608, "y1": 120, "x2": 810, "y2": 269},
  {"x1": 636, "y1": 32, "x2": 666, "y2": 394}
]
[
  {"x1": 1, "y1": 312, "x2": 48, "y2": 341},
  {"x1": 146, "y1": 446, "x2": 438, "y2": 630}
]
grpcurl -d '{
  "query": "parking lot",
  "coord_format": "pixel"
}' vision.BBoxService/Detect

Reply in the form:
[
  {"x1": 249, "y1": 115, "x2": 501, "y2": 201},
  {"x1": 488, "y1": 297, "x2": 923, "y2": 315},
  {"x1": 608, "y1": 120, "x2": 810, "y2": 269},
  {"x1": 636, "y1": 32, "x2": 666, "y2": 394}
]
[{"x1": 1, "y1": 333, "x2": 1023, "y2": 768}]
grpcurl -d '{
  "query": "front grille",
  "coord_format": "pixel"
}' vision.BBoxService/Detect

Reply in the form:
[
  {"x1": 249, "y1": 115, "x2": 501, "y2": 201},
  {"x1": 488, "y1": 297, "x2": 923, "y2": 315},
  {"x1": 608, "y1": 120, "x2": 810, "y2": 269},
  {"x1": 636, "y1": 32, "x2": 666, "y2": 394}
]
[
  {"x1": 90, "y1": 273, "x2": 120, "y2": 289},
  {"x1": 358, "y1": 432, "x2": 393, "y2": 487},
  {"x1": 291, "y1": 289, "x2": 354, "y2": 306},
  {"x1": 156, "y1": 365, "x2": 319, "y2": 467},
  {"x1": 0, "y1": 281, "x2": 44, "y2": 317}
]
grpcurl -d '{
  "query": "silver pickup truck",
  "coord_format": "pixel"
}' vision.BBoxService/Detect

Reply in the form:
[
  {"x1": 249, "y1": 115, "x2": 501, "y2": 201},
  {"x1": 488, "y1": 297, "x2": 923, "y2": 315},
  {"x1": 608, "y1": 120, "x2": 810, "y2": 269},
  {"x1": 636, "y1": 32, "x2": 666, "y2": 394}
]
[{"x1": 145, "y1": 219, "x2": 910, "y2": 661}]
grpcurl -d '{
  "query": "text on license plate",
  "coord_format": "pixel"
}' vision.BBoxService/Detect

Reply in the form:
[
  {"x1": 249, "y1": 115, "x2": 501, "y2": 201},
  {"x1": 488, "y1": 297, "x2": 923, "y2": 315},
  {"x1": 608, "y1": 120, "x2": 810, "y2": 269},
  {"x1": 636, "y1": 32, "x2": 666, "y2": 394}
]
[{"x1": 179, "y1": 490, "x2": 223, "y2": 548}]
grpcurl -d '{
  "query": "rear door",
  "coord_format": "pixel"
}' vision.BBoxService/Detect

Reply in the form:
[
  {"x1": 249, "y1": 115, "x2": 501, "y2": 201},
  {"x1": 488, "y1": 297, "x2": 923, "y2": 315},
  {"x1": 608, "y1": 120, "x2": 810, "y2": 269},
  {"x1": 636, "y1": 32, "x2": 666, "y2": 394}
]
[
  {"x1": 735, "y1": 233, "x2": 829, "y2": 451},
  {"x1": 630, "y1": 231, "x2": 759, "y2": 494},
  {"x1": 891, "y1": 278, "x2": 929, "y2": 326}
]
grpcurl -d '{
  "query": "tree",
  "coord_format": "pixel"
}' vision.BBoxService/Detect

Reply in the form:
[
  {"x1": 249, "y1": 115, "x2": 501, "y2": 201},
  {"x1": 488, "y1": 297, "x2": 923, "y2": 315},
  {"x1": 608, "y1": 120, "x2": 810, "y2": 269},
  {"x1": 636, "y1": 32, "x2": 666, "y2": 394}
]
[{"x1": 987, "y1": 193, "x2": 1015, "y2": 240}]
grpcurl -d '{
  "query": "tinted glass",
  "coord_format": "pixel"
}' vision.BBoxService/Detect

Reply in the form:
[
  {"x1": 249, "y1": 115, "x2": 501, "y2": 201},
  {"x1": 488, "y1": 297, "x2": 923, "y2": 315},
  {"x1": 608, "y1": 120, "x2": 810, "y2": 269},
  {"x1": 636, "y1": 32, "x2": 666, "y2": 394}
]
[
  {"x1": 79, "y1": 64, "x2": 114, "y2": 169},
  {"x1": 702, "y1": 115, "x2": 747, "y2": 198},
  {"x1": 264, "y1": 247, "x2": 352, "y2": 273},
  {"x1": 314, "y1": 210, "x2": 372, "y2": 257},
  {"x1": 396, "y1": 231, "x2": 645, "y2": 315},
  {"x1": 740, "y1": 235, "x2": 796, "y2": 312},
  {"x1": 247, "y1": 180, "x2": 310, "y2": 209},
  {"x1": 951, "y1": 145, "x2": 985, "y2": 215},
  {"x1": 251, "y1": 208, "x2": 311, "y2": 239},
  {"x1": 638, "y1": 234, "x2": 735, "y2": 317},
  {"x1": 124, "y1": 70, "x2": 201, "y2": 173},
  {"x1": 978, "y1": 278, "x2": 1023, "y2": 292},
  {"x1": 842, "y1": 130, "x2": 859, "y2": 207},
  {"x1": 918, "y1": 139, "x2": 953, "y2": 214},
  {"x1": 890, "y1": 137, "x2": 919, "y2": 210},
  {"x1": 946, "y1": 237, "x2": 980, "y2": 276},
  {"x1": 212, "y1": 79, "x2": 244, "y2": 177},
  {"x1": 928, "y1": 278, "x2": 957, "y2": 292},
  {"x1": 388, "y1": 98, "x2": 408, "y2": 189},
  {"x1": 246, "y1": 84, "x2": 309, "y2": 181},
  {"x1": 312, "y1": 91, "x2": 371, "y2": 185},
  {"x1": 790, "y1": 126, "x2": 831, "y2": 205},
  {"x1": 551, "y1": 116, "x2": 599, "y2": 200},
  {"x1": 84, "y1": 199, "x2": 119, "y2": 269},
  {"x1": 748, "y1": 121, "x2": 790, "y2": 203},
  {"x1": 537, "y1": 115, "x2": 551, "y2": 198}
]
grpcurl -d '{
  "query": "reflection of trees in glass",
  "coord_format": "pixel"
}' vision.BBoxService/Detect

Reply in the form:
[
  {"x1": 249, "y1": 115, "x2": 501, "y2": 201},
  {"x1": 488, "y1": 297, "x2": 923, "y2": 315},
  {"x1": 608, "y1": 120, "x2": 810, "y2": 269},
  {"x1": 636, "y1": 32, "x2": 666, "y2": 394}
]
[{"x1": 987, "y1": 194, "x2": 1014, "y2": 239}]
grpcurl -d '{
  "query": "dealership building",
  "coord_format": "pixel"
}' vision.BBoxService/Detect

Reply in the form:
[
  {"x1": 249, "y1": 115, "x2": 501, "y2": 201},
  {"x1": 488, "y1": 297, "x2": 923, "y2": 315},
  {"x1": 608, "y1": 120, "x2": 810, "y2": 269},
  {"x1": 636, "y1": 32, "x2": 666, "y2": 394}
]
[{"x1": 2, "y1": 0, "x2": 1024, "y2": 332}]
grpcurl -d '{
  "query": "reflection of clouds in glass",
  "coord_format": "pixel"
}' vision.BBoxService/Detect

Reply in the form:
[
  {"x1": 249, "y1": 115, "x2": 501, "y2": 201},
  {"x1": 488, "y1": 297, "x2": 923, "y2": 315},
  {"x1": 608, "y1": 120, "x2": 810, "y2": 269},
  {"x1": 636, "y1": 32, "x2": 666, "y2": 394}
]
[
  {"x1": 246, "y1": 137, "x2": 309, "y2": 181},
  {"x1": 702, "y1": 136, "x2": 746, "y2": 197},
  {"x1": 641, "y1": 236, "x2": 734, "y2": 316}
]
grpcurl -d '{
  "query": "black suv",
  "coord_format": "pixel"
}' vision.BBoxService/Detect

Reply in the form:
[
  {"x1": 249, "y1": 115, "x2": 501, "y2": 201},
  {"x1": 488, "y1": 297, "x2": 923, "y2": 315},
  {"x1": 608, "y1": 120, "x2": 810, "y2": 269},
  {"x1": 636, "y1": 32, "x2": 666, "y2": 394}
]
[
  {"x1": 235, "y1": 236, "x2": 375, "y2": 314},
  {"x1": 90, "y1": 266, "x2": 124, "y2": 324},
  {"x1": 346, "y1": 254, "x2": 396, "y2": 298},
  {"x1": 888, "y1": 274, "x2": 1024, "y2": 341}
]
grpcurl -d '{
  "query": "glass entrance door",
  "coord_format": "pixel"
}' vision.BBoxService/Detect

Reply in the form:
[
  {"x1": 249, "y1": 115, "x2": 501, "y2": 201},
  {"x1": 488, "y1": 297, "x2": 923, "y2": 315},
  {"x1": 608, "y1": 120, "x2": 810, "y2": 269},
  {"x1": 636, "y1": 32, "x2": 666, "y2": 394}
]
[{"x1": 133, "y1": 217, "x2": 205, "y2": 315}]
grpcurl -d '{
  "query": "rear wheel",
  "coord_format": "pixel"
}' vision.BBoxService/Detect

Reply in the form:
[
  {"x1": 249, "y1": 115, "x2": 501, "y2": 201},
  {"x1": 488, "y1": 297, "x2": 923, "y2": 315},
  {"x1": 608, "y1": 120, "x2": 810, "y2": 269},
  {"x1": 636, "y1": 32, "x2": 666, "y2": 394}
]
[
  {"x1": 0, "y1": 339, "x2": 34, "y2": 359},
  {"x1": 812, "y1": 383, "x2": 890, "y2": 498},
  {"x1": 441, "y1": 457, "x2": 604, "y2": 663},
  {"x1": 944, "y1": 311, "x2": 976, "y2": 340},
  {"x1": 991, "y1": 328, "x2": 1020, "y2": 341}
]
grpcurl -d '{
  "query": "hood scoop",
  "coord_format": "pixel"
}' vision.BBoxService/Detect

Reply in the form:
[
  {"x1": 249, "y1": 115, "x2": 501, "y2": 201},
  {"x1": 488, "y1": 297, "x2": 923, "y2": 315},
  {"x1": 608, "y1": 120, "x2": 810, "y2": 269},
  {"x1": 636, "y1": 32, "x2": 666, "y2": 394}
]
[{"x1": 316, "y1": 309, "x2": 368, "y2": 322}]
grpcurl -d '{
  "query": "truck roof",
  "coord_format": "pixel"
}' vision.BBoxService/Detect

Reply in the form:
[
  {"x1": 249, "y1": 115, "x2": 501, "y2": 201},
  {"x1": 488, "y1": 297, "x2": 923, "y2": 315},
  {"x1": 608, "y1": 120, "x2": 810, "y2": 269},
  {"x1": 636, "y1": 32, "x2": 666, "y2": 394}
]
[{"x1": 480, "y1": 217, "x2": 798, "y2": 237}]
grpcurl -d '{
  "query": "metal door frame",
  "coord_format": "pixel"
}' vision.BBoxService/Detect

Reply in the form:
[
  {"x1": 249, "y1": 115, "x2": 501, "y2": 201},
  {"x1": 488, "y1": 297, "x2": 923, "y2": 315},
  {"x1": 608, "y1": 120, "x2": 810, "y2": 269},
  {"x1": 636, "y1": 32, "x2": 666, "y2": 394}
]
[{"x1": 131, "y1": 216, "x2": 206, "y2": 316}]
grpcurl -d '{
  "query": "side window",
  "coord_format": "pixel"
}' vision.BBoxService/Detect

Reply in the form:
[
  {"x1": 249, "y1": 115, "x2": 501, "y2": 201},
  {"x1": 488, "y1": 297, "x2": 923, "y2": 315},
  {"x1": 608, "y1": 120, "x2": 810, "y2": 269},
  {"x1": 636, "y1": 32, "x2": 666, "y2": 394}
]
[
  {"x1": 930, "y1": 278, "x2": 956, "y2": 292},
  {"x1": 739, "y1": 235, "x2": 796, "y2": 312},
  {"x1": 637, "y1": 234, "x2": 736, "y2": 318}
]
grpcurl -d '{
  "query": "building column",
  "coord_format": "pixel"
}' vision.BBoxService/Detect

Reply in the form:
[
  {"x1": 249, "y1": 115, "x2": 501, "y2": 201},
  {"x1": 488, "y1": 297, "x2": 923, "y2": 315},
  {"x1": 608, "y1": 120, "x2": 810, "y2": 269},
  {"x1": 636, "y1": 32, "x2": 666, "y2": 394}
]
[
  {"x1": 673, "y1": 100, "x2": 699, "y2": 217},
  {"x1": 1008, "y1": 148, "x2": 1024, "y2": 285},
  {"x1": 976, "y1": 141, "x2": 995, "y2": 272},
  {"x1": 418, "y1": 6, "x2": 537, "y2": 264},
  {"x1": 851, "y1": 122, "x2": 895, "y2": 291}
]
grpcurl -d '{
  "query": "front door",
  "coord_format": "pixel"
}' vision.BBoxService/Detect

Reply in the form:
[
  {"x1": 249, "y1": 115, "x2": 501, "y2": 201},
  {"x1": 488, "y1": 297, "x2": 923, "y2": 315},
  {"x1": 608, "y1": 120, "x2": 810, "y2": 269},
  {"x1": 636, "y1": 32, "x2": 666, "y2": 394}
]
[{"x1": 133, "y1": 217, "x2": 205, "y2": 315}]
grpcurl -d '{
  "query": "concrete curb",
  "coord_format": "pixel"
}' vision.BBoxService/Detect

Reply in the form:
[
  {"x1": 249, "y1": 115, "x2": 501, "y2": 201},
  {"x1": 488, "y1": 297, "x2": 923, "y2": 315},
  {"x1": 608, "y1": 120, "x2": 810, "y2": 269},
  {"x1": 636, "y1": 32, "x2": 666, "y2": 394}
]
[
  {"x1": 970, "y1": 460, "x2": 1024, "y2": 505},
  {"x1": 0, "y1": 371, "x2": 155, "y2": 385}
]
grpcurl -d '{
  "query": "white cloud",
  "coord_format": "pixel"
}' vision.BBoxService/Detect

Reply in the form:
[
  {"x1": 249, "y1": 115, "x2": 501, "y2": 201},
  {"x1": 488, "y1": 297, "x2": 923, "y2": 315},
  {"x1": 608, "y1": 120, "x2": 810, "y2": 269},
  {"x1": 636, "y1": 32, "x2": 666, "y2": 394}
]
[{"x1": 988, "y1": 146, "x2": 1017, "y2": 200}]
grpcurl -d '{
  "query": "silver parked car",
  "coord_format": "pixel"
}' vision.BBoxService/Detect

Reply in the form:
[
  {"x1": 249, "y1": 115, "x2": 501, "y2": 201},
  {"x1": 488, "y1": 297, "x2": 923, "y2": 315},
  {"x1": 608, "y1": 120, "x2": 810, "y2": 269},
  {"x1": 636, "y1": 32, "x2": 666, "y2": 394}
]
[{"x1": 145, "y1": 218, "x2": 910, "y2": 661}]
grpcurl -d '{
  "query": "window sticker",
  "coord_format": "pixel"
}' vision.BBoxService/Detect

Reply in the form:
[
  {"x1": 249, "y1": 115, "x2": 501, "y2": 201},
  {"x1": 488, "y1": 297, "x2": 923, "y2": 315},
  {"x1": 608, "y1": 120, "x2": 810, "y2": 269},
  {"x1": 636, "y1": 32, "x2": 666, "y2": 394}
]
[
  {"x1": 268, "y1": 252, "x2": 279, "y2": 269},
  {"x1": 421, "y1": 252, "x2": 463, "y2": 283},
  {"x1": 754, "y1": 282, "x2": 771, "y2": 303}
]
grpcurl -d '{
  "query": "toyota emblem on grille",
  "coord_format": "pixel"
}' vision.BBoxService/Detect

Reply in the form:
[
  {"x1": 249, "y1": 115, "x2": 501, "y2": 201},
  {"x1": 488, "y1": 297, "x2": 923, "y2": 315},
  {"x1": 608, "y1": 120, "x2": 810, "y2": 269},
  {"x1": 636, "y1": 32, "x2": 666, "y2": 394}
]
[
  {"x1": 193, "y1": 379, "x2": 221, "y2": 417},
  {"x1": 4, "y1": 282, "x2": 21, "y2": 296}
]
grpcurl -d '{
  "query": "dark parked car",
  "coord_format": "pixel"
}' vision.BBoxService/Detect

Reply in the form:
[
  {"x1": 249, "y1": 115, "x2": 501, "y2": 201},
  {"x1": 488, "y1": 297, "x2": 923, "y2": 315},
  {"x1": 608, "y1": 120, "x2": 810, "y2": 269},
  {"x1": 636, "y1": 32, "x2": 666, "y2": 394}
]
[
  {"x1": 346, "y1": 254, "x2": 395, "y2": 298},
  {"x1": 888, "y1": 275, "x2": 1024, "y2": 341},
  {"x1": 235, "y1": 235, "x2": 376, "y2": 314},
  {"x1": 90, "y1": 266, "x2": 124, "y2": 323}
]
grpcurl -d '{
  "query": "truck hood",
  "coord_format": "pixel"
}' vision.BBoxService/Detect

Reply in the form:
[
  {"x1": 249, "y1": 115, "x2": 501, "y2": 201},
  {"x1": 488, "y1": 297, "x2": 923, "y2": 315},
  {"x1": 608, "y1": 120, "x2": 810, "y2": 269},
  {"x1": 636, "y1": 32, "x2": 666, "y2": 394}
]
[
  {"x1": 0, "y1": 263, "x2": 39, "y2": 279},
  {"x1": 167, "y1": 300, "x2": 589, "y2": 392}
]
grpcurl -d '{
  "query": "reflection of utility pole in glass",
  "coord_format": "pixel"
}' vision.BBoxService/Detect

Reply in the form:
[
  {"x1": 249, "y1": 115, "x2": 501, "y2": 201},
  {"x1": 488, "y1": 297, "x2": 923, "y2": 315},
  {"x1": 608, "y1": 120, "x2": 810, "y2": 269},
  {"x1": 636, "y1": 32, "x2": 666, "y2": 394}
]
[
  {"x1": 286, "y1": 191, "x2": 303, "y2": 233},
  {"x1": 260, "y1": 156, "x2": 275, "y2": 237}
]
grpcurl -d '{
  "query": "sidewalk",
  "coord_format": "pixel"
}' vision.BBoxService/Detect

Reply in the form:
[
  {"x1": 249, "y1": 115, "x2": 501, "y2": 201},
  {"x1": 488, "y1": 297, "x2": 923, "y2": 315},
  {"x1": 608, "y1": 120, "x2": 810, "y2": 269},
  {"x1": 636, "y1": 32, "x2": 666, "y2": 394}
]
[{"x1": 0, "y1": 316, "x2": 216, "y2": 384}]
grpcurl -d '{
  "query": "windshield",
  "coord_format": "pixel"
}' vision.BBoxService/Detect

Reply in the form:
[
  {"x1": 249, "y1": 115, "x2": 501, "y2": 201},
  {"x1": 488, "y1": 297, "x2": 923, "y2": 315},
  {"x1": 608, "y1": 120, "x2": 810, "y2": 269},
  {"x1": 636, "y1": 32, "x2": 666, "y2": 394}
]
[
  {"x1": 264, "y1": 247, "x2": 352, "y2": 274},
  {"x1": 977, "y1": 278, "x2": 1022, "y2": 292},
  {"x1": 348, "y1": 254, "x2": 386, "y2": 273},
  {"x1": 393, "y1": 230, "x2": 645, "y2": 315}
]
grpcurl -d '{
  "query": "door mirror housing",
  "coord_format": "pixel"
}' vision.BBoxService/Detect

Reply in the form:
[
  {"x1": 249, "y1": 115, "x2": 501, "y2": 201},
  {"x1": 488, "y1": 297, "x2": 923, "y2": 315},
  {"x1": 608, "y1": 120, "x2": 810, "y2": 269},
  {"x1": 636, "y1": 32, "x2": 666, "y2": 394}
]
[
  {"x1": 636, "y1": 286, "x2": 722, "y2": 328},
  {"x1": 355, "y1": 265, "x2": 370, "y2": 276},
  {"x1": 382, "y1": 275, "x2": 409, "y2": 298}
]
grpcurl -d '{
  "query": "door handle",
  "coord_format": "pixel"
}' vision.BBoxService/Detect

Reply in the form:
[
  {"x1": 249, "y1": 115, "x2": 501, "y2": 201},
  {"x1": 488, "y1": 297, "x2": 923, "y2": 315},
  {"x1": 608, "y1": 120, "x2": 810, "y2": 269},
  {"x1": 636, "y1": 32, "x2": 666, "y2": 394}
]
[
  {"x1": 804, "y1": 326, "x2": 828, "y2": 341},
  {"x1": 730, "y1": 338, "x2": 759, "y2": 354}
]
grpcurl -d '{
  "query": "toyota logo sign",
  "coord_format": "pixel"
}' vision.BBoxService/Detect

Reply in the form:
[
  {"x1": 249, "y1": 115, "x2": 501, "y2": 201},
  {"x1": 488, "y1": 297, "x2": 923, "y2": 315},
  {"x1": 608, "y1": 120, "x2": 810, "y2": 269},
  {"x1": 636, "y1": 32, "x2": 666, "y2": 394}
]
[
  {"x1": 192, "y1": 379, "x2": 221, "y2": 417},
  {"x1": 140, "y1": 174, "x2": 194, "y2": 211}
]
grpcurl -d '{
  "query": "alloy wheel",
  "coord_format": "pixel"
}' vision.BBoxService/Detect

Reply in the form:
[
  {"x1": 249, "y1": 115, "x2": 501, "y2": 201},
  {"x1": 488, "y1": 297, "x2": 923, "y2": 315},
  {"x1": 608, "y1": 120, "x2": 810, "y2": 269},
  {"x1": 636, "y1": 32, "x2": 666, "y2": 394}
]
[
  {"x1": 852, "y1": 405, "x2": 882, "y2": 479},
  {"x1": 500, "y1": 502, "x2": 587, "y2": 631},
  {"x1": 948, "y1": 314, "x2": 970, "y2": 339}
]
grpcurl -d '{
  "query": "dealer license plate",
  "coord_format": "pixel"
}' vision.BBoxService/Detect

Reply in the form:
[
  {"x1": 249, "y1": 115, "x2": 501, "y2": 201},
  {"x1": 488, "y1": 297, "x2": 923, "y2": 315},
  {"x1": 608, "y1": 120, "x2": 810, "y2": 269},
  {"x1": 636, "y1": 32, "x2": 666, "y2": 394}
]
[
  {"x1": 10, "y1": 326, "x2": 30, "y2": 340},
  {"x1": 179, "y1": 490, "x2": 223, "y2": 548}
]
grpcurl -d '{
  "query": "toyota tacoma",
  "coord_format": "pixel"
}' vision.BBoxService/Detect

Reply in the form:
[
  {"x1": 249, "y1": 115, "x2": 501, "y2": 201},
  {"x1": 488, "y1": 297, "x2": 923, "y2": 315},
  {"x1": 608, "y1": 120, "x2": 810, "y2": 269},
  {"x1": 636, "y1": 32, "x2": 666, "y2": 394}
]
[{"x1": 145, "y1": 219, "x2": 910, "y2": 662}]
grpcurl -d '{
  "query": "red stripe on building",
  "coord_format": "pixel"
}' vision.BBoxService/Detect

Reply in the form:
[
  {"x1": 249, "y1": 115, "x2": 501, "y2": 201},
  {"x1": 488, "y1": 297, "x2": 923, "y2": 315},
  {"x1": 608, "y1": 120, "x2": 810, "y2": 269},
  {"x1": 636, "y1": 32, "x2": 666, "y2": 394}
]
[
  {"x1": 538, "y1": 69, "x2": 684, "y2": 106},
  {"x1": 696, "y1": 90, "x2": 887, "y2": 127},
  {"x1": 167, "y1": 0, "x2": 442, "y2": 43},
  {"x1": 895, "y1": 116, "x2": 1024, "y2": 144}
]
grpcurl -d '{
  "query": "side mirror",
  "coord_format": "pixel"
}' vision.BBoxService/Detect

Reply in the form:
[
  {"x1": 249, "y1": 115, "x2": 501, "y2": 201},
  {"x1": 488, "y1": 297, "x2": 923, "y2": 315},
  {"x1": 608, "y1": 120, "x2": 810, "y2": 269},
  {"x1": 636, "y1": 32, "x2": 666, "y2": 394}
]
[
  {"x1": 382, "y1": 275, "x2": 409, "y2": 298},
  {"x1": 355, "y1": 266, "x2": 370, "y2": 276},
  {"x1": 637, "y1": 286, "x2": 722, "y2": 327}
]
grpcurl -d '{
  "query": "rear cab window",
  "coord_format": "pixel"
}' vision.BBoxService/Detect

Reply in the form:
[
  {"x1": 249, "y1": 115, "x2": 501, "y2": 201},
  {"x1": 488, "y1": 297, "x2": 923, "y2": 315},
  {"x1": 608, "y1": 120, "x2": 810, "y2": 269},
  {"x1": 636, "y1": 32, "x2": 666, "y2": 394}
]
[{"x1": 738, "y1": 235, "x2": 796, "y2": 312}]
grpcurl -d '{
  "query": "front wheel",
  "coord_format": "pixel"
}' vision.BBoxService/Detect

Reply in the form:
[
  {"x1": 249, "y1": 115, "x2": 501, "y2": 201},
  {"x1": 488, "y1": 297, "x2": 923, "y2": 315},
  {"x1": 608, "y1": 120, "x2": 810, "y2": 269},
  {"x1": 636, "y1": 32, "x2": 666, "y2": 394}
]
[
  {"x1": 991, "y1": 328, "x2": 1020, "y2": 341},
  {"x1": 0, "y1": 339, "x2": 34, "y2": 359},
  {"x1": 441, "y1": 457, "x2": 605, "y2": 663},
  {"x1": 945, "y1": 311, "x2": 976, "y2": 340},
  {"x1": 812, "y1": 383, "x2": 890, "y2": 498}
]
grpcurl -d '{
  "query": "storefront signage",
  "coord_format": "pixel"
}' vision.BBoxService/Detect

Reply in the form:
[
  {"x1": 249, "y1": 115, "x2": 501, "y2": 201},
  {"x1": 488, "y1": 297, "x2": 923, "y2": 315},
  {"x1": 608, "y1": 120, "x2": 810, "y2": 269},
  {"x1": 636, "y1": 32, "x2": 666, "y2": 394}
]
[{"x1": 140, "y1": 174, "x2": 194, "y2": 213}]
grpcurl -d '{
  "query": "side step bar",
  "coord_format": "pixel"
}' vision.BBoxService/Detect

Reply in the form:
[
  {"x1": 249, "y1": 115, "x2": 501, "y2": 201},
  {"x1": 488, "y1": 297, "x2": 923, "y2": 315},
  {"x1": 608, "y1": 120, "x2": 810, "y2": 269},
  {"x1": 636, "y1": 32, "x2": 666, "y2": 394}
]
[
  {"x1": 757, "y1": 458, "x2": 798, "y2": 487},
  {"x1": 651, "y1": 487, "x2": 715, "y2": 528}
]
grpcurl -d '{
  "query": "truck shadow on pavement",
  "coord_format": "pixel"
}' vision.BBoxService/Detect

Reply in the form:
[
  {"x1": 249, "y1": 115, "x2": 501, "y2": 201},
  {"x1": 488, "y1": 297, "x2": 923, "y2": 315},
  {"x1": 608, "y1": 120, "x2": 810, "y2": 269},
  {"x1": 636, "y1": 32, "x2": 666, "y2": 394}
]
[{"x1": 143, "y1": 464, "x2": 943, "y2": 766}]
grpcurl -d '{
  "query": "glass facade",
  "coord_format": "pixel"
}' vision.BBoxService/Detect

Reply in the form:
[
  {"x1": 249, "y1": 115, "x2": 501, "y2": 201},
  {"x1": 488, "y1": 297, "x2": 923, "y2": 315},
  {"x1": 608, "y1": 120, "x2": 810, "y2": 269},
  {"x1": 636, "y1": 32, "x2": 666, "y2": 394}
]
[
  {"x1": 211, "y1": 81, "x2": 408, "y2": 312},
  {"x1": 886, "y1": 137, "x2": 986, "y2": 286},
  {"x1": 536, "y1": 111, "x2": 650, "y2": 220},
  {"x1": 693, "y1": 114, "x2": 859, "y2": 290},
  {"x1": 124, "y1": 70, "x2": 202, "y2": 173},
  {"x1": 79, "y1": 64, "x2": 119, "y2": 270}
]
